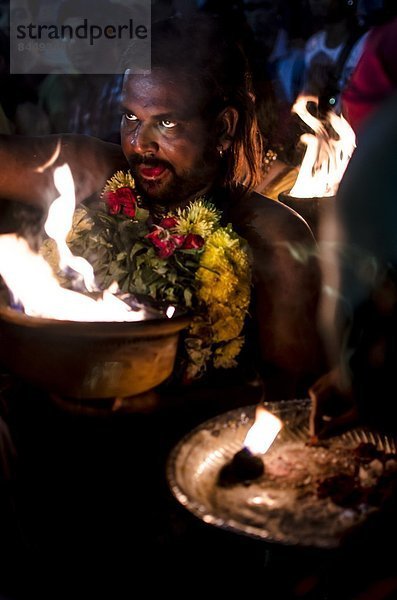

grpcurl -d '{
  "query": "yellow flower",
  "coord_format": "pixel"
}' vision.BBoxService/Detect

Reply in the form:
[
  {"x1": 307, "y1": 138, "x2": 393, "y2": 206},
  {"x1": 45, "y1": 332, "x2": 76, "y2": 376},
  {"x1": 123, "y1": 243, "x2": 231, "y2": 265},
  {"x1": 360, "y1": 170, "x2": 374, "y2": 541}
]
[
  {"x1": 174, "y1": 198, "x2": 220, "y2": 238},
  {"x1": 208, "y1": 304, "x2": 245, "y2": 343},
  {"x1": 102, "y1": 170, "x2": 136, "y2": 194},
  {"x1": 211, "y1": 310, "x2": 243, "y2": 342},
  {"x1": 214, "y1": 338, "x2": 245, "y2": 369},
  {"x1": 196, "y1": 226, "x2": 251, "y2": 306},
  {"x1": 207, "y1": 227, "x2": 238, "y2": 249},
  {"x1": 186, "y1": 221, "x2": 252, "y2": 375},
  {"x1": 197, "y1": 266, "x2": 238, "y2": 304}
]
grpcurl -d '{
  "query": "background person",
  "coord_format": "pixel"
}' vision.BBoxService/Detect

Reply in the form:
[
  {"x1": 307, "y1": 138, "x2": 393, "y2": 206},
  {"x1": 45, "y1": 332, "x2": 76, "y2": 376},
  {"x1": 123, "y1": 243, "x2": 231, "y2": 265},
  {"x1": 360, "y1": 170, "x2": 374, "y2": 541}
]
[
  {"x1": 341, "y1": 13, "x2": 397, "y2": 133},
  {"x1": 301, "y1": 0, "x2": 369, "y2": 115}
]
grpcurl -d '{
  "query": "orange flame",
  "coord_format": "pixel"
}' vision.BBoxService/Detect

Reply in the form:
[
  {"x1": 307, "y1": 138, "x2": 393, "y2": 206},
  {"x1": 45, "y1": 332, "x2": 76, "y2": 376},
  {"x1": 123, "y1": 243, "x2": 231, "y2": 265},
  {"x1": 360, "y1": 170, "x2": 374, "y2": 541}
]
[
  {"x1": 244, "y1": 405, "x2": 283, "y2": 455},
  {"x1": 290, "y1": 95, "x2": 356, "y2": 198},
  {"x1": 0, "y1": 164, "x2": 147, "y2": 322}
]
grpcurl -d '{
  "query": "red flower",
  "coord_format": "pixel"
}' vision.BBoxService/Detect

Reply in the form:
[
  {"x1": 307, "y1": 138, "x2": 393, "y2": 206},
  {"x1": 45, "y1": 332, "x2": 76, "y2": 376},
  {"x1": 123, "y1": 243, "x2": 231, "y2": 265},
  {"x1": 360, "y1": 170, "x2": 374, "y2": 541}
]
[
  {"x1": 146, "y1": 229, "x2": 175, "y2": 258},
  {"x1": 159, "y1": 216, "x2": 178, "y2": 229},
  {"x1": 105, "y1": 190, "x2": 122, "y2": 215},
  {"x1": 172, "y1": 235, "x2": 186, "y2": 247},
  {"x1": 182, "y1": 233, "x2": 205, "y2": 249},
  {"x1": 118, "y1": 187, "x2": 138, "y2": 217},
  {"x1": 105, "y1": 187, "x2": 137, "y2": 218},
  {"x1": 146, "y1": 227, "x2": 185, "y2": 259},
  {"x1": 158, "y1": 241, "x2": 178, "y2": 259}
]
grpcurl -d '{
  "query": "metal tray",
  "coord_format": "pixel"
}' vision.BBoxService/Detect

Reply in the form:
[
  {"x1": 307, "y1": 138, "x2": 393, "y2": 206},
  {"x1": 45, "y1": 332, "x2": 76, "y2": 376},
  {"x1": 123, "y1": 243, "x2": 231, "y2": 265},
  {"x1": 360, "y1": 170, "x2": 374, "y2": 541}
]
[{"x1": 167, "y1": 399, "x2": 397, "y2": 549}]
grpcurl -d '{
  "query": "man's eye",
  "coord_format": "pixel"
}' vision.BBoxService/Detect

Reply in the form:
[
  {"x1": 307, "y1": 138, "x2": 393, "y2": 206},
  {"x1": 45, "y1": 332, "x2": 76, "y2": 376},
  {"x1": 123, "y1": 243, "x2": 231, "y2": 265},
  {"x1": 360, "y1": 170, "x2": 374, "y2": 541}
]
[
  {"x1": 161, "y1": 120, "x2": 177, "y2": 129},
  {"x1": 124, "y1": 113, "x2": 138, "y2": 121}
]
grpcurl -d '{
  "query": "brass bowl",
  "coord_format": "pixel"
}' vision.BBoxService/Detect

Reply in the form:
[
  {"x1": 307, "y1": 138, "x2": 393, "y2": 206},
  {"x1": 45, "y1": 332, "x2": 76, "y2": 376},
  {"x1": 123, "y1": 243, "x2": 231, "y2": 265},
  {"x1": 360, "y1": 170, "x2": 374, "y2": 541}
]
[
  {"x1": 0, "y1": 303, "x2": 190, "y2": 399},
  {"x1": 278, "y1": 192, "x2": 336, "y2": 239}
]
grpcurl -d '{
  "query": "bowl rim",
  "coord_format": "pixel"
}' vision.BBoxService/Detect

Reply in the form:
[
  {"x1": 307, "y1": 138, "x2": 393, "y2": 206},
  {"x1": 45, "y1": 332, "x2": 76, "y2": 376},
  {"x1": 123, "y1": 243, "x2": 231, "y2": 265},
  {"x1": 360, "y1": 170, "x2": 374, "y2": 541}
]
[{"x1": 0, "y1": 304, "x2": 192, "y2": 337}]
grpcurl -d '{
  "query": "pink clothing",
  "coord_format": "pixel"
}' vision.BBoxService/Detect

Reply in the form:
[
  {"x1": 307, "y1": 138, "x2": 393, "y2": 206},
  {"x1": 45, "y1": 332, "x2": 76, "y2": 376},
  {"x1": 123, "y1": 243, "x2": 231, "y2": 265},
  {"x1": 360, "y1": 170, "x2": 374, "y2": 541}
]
[
  {"x1": 301, "y1": 28, "x2": 368, "y2": 113},
  {"x1": 342, "y1": 16, "x2": 397, "y2": 133}
]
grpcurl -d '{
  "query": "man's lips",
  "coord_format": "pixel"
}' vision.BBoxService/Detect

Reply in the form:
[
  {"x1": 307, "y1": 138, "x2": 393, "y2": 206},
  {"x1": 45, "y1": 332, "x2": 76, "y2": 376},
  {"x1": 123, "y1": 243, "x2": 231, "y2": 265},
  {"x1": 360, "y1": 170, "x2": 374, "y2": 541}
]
[{"x1": 138, "y1": 164, "x2": 168, "y2": 179}]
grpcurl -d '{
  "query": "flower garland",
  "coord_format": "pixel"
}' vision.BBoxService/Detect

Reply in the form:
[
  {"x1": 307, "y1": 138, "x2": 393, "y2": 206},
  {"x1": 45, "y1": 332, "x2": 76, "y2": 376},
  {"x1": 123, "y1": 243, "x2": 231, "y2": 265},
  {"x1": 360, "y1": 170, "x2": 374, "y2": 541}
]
[{"x1": 61, "y1": 171, "x2": 252, "y2": 380}]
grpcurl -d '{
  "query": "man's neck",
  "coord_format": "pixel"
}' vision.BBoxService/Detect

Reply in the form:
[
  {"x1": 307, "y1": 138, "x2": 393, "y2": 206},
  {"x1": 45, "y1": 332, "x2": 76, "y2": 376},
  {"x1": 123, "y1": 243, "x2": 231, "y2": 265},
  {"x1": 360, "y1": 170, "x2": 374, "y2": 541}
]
[{"x1": 147, "y1": 184, "x2": 217, "y2": 219}]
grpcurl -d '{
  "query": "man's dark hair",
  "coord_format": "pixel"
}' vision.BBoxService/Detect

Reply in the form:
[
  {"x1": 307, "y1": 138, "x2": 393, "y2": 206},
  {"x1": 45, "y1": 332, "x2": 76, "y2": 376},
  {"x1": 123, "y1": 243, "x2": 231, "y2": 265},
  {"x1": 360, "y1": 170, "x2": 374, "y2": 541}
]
[{"x1": 122, "y1": 13, "x2": 263, "y2": 191}]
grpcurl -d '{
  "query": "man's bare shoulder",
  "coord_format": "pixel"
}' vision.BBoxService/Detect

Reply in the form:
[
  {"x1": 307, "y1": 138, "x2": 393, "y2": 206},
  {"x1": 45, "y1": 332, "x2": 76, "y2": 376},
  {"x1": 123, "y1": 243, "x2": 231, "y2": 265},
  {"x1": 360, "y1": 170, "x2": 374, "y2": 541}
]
[{"x1": 230, "y1": 189, "x2": 315, "y2": 245}]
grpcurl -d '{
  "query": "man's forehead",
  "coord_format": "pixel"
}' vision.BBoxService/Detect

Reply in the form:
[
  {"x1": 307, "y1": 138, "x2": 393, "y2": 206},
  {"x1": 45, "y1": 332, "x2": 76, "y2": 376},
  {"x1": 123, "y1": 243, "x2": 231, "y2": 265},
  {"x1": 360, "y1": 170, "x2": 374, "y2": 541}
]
[{"x1": 122, "y1": 70, "x2": 206, "y2": 117}]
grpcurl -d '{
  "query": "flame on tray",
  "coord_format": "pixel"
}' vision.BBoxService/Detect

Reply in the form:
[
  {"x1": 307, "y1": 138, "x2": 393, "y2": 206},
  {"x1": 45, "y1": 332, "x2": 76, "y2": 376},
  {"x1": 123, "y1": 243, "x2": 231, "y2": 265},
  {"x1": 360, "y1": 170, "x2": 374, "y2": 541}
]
[{"x1": 244, "y1": 405, "x2": 283, "y2": 455}]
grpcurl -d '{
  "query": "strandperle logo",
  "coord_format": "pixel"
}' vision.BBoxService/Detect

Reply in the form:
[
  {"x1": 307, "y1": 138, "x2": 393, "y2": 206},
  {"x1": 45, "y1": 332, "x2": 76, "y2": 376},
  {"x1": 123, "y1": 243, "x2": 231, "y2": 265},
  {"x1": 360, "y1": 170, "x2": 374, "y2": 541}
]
[
  {"x1": 15, "y1": 18, "x2": 148, "y2": 46},
  {"x1": 10, "y1": 0, "x2": 151, "y2": 75}
]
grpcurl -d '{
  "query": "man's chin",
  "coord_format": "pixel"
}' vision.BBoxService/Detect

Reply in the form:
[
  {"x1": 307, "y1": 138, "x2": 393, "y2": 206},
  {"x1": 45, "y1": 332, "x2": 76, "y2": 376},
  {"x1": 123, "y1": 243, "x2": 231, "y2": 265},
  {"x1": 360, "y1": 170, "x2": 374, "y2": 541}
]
[
  {"x1": 132, "y1": 169, "x2": 209, "y2": 208},
  {"x1": 134, "y1": 176, "x2": 173, "y2": 203}
]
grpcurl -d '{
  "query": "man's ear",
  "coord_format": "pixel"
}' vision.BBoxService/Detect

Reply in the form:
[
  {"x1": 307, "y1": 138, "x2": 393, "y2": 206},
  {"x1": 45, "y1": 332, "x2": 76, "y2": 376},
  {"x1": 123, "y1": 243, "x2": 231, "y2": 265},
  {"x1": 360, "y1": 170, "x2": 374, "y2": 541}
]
[{"x1": 217, "y1": 107, "x2": 239, "y2": 151}]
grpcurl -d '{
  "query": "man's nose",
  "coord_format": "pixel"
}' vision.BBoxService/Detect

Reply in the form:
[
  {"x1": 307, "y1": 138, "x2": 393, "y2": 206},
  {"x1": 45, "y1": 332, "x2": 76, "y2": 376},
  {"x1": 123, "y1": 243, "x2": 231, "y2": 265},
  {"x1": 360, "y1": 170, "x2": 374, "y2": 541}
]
[{"x1": 130, "y1": 123, "x2": 159, "y2": 155}]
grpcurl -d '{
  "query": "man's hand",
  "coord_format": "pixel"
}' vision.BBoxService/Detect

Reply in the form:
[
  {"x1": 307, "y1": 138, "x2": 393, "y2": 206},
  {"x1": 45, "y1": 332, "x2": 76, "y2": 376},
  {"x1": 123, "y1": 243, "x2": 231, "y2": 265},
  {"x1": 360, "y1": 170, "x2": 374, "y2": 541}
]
[{"x1": 309, "y1": 366, "x2": 358, "y2": 439}]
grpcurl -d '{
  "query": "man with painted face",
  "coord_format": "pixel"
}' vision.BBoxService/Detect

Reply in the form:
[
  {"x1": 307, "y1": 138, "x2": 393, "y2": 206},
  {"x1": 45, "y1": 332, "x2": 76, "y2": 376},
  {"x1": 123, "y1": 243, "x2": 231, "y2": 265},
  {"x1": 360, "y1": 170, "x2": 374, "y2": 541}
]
[{"x1": 0, "y1": 14, "x2": 325, "y2": 400}]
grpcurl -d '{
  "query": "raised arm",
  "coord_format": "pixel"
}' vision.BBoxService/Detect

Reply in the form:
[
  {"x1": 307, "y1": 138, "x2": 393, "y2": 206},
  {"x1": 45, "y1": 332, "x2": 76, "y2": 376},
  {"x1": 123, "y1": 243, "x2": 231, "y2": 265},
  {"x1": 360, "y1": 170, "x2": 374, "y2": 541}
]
[{"x1": 0, "y1": 133, "x2": 127, "y2": 210}]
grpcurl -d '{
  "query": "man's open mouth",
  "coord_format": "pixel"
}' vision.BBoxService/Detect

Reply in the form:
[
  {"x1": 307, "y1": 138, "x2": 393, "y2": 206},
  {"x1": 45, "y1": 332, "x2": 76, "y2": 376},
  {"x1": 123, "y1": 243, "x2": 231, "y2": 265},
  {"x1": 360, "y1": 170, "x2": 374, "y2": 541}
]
[{"x1": 138, "y1": 165, "x2": 168, "y2": 180}]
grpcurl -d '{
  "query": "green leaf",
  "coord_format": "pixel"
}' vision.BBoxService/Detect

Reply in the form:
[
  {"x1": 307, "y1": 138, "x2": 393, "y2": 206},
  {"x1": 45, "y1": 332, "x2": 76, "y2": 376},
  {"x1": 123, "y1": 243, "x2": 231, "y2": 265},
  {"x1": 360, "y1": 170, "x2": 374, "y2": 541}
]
[
  {"x1": 184, "y1": 288, "x2": 193, "y2": 306},
  {"x1": 130, "y1": 242, "x2": 148, "y2": 259}
]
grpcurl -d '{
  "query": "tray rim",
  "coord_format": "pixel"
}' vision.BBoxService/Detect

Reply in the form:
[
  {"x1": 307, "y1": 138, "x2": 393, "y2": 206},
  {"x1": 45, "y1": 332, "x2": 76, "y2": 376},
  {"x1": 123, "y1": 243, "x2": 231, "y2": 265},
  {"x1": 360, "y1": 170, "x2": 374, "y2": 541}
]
[{"x1": 166, "y1": 399, "x2": 397, "y2": 549}]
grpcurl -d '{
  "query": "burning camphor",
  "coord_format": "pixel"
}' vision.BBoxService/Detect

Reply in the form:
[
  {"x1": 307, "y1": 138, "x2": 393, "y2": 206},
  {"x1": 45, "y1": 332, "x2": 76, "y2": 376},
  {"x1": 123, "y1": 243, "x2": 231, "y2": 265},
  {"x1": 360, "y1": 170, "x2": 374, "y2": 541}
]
[{"x1": 218, "y1": 406, "x2": 283, "y2": 486}]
